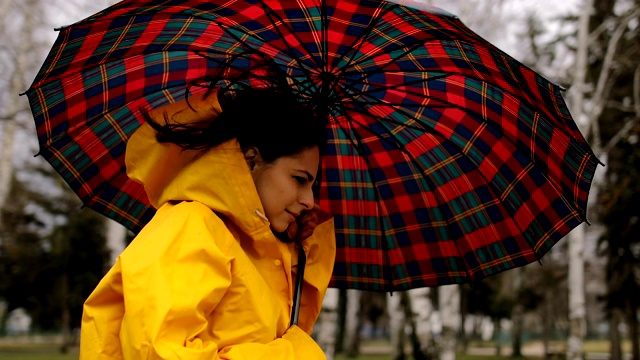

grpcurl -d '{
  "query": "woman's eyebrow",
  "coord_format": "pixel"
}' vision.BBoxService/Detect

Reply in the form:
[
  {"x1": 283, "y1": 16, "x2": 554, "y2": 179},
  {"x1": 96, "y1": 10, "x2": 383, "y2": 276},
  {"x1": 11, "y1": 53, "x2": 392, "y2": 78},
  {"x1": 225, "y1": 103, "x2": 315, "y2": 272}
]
[{"x1": 295, "y1": 169, "x2": 314, "y2": 181}]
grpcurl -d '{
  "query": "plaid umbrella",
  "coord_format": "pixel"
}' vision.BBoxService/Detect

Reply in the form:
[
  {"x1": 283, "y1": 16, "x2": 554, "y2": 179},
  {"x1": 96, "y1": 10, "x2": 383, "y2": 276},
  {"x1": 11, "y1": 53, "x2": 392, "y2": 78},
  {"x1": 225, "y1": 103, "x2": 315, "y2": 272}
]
[{"x1": 26, "y1": 0, "x2": 599, "y2": 291}]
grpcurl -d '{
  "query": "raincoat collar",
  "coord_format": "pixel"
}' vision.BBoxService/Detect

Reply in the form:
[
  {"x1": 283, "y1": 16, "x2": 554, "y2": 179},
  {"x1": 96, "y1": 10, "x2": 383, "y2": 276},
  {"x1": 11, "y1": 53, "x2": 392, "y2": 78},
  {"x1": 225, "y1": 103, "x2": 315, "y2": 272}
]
[{"x1": 125, "y1": 91, "x2": 273, "y2": 242}]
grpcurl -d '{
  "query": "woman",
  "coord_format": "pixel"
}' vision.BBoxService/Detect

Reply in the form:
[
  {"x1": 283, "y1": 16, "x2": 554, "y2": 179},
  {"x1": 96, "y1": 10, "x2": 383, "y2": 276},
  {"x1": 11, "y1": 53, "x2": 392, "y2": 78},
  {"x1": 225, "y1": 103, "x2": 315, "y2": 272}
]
[{"x1": 80, "y1": 85, "x2": 336, "y2": 359}]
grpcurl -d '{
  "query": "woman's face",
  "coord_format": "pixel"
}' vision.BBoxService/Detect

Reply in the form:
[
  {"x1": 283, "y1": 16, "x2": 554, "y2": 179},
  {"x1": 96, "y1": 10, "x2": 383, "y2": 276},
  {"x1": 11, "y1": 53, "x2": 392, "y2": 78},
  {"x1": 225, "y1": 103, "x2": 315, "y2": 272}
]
[{"x1": 248, "y1": 146, "x2": 320, "y2": 233}]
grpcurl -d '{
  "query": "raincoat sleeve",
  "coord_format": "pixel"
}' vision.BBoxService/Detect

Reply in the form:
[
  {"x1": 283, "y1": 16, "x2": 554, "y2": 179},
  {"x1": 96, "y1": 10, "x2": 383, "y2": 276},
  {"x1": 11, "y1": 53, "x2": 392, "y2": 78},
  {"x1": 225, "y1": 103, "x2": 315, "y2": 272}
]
[{"x1": 82, "y1": 201, "x2": 326, "y2": 360}]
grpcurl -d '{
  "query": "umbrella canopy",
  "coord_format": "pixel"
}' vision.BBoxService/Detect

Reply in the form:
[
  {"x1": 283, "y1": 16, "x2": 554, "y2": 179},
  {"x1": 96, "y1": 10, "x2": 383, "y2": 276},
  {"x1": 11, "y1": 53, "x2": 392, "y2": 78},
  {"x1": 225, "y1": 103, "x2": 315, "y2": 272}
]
[{"x1": 26, "y1": 0, "x2": 599, "y2": 291}]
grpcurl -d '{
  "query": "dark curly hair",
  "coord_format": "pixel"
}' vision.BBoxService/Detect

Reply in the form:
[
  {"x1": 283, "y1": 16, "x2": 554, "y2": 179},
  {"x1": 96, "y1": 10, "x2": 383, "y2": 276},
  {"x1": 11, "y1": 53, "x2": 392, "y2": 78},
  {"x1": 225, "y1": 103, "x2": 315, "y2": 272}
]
[{"x1": 144, "y1": 66, "x2": 327, "y2": 163}]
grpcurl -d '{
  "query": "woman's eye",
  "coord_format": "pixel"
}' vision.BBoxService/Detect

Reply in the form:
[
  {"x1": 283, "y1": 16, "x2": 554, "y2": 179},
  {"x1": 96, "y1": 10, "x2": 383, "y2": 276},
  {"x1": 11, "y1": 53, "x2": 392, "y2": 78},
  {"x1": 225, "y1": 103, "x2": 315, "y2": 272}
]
[{"x1": 293, "y1": 176, "x2": 306, "y2": 184}]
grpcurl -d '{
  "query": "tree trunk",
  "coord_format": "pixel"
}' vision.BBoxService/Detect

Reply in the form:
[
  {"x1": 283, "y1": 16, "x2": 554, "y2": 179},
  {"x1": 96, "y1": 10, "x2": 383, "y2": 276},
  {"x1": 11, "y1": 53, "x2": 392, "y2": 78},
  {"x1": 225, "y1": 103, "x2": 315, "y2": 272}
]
[
  {"x1": 511, "y1": 303, "x2": 524, "y2": 358},
  {"x1": 627, "y1": 301, "x2": 639, "y2": 360},
  {"x1": 511, "y1": 268, "x2": 523, "y2": 358},
  {"x1": 387, "y1": 291, "x2": 407, "y2": 360},
  {"x1": 542, "y1": 290, "x2": 553, "y2": 360},
  {"x1": 493, "y1": 318, "x2": 502, "y2": 356},
  {"x1": 0, "y1": 119, "x2": 17, "y2": 217},
  {"x1": 459, "y1": 285, "x2": 468, "y2": 354},
  {"x1": 567, "y1": 226, "x2": 587, "y2": 360},
  {"x1": 609, "y1": 308, "x2": 624, "y2": 360},
  {"x1": 60, "y1": 272, "x2": 71, "y2": 354},
  {"x1": 335, "y1": 288, "x2": 347, "y2": 354},
  {"x1": 105, "y1": 218, "x2": 127, "y2": 264},
  {"x1": 343, "y1": 289, "x2": 362, "y2": 357},
  {"x1": 408, "y1": 287, "x2": 435, "y2": 360},
  {"x1": 565, "y1": 2, "x2": 591, "y2": 351},
  {"x1": 0, "y1": 0, "x2": 30, "y2": 222},
  {"x1": 566, "y1": 0, "x2": 593, "y2": 353},
  {"x1": 386, "y1": 288, "x2": 438, "y2": 360},
  {"x1": 317, "y1": 288, "x2": 340, "y2": 360},
  {"x1": 438, "y1": 285, "x2": 459, "y2": 360}
]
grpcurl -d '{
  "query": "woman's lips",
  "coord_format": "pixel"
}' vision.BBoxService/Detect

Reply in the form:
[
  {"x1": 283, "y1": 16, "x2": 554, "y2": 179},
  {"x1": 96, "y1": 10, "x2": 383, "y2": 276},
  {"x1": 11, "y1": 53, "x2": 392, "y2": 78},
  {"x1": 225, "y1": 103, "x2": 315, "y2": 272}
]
[{"x1": 286, "y1": 210, "x2": 298, "y2": 222}]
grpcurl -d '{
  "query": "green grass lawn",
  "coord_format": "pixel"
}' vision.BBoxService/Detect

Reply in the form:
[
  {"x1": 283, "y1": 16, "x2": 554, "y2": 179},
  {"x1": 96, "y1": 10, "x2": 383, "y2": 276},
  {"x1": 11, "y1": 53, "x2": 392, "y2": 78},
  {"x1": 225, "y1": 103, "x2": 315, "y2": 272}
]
[
  {"x1": 0, "y1": 354, "x2": 77, "y2": 360},
  {"x1": 0, "y1": 340, "x2": 631, "y2": 360},
  {"x1": 0, "y1": 345, "x2": 78, "y2": 360},
  {"x1": 335, "y1": 354, "x2": 542, "y2": 360},
  {"x1": 0, "y1": 348, "x2": 533, "y2": 360}
]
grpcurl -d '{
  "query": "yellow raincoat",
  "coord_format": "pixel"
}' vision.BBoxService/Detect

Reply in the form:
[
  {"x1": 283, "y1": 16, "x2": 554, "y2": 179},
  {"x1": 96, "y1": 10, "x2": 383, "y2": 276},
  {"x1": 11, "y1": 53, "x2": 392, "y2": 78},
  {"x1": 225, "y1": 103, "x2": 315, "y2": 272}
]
[{"x1": 80, "y1": 92, "x2": 336, "y2": 359}]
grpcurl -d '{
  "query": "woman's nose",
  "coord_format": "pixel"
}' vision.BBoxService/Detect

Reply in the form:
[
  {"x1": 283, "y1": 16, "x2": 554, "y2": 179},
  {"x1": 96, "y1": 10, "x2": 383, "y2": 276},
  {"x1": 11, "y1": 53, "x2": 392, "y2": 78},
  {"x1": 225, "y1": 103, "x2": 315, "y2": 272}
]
[{"x1": 299, "y1": 187, "x2": 314, "y2": 210}]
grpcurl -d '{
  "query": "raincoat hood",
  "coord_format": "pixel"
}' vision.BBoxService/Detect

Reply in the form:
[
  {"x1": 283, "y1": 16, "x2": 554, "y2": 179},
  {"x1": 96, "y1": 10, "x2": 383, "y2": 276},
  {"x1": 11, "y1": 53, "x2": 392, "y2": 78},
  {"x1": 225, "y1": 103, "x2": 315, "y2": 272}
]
[{"x1": 125, "y1": 90, "x2": 271, "y2": 239}]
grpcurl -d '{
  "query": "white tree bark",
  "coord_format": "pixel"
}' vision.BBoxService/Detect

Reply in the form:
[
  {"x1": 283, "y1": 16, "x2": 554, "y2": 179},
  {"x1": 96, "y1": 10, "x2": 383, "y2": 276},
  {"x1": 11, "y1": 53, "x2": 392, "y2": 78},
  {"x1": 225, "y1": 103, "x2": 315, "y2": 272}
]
[
  {"x1": 342, "y1": 289, "x2": 362, "y2": 357},
  {"x1": 105, "y1": 218, "x2": 127, "y2": 264},
  {"x1": 0, "y1": 120, "x2": 17, "y2": 216},
  {"x1": 438, "y1": 285, "x2": 460, "y2": 360},
  {"x1": 387, "y1": 288, "x2": 435, "y2": 359},
  {"x1": 316, "y1": 288, "x2": 340, "y2": 360},
  {"x1": 565, "y1": 4, "x2": 640, "y2": 360},
  {"x1": 387, "y1": 292, "x2": 408, "y2": 359},
  {"x1": 0, "y1": 0, "x2": 31, "y2": 225},
  {"x1": 409, "y1": 287, "x2": 435, "y2": 357},
  {"x1": 565, "y1": 2, "x2": 593, "y2": 359},
  {"x1": 567, "y1": 227, "x2": 586, "y2": 360}
]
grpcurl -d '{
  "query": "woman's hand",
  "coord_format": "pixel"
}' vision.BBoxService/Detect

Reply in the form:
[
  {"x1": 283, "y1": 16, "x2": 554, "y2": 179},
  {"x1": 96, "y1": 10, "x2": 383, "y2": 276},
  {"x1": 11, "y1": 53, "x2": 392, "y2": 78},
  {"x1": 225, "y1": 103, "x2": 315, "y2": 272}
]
[{"x1": 285, "y1": 204, "x2": 332, "y2": 242}]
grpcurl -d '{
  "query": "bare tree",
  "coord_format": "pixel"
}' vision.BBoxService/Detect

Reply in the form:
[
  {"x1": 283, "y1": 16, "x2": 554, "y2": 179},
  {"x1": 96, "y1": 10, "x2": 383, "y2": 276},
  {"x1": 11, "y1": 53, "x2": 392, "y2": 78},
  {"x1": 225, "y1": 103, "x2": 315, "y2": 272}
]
[
  {"x1": 387, "y1": 288, "x2": 437, "y2": 360},
  {"x1": 316, "y1": 288, "x2": 340, "y2": 360},
  {"x1": 566, "y1": 2, "x2": 640, "y2": 359},
  {"x1": 342, "y1": 289, "x2": 363, "y2": 357},
  {"x1": 0, "y1": 0, "x2": 36, "y2": 223},
  {"x1": 438, "y1": 285, "x2": 459, "y2": 360}
]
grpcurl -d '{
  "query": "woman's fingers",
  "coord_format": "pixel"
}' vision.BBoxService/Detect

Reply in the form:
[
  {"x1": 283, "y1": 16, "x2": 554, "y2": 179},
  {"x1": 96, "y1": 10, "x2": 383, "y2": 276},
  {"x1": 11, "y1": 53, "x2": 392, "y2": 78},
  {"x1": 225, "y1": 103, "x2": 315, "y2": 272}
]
[{"x1": 285, "y1": 204, "x2": 333, "y2": 242}]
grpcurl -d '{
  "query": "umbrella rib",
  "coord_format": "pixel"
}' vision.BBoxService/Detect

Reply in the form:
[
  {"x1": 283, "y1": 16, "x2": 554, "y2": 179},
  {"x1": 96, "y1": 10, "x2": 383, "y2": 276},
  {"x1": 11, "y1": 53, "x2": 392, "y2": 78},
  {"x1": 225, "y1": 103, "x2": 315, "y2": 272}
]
[
  {"x1": 41, "y1": 78, "x2": 205, "y2": 147},
  {"x1": 336, "y1": 84, "x2": 582, "y2": 263},
  {"x1": 343, "y1": 79, "x2": 593, "y2": 222},
  {"x1": 197, "y1": 51, "x2": 317, "y2": 93},
  {"x1": 342, "y1": 33, "x2": 449, "y2": 77},
  {"x1": 347, "y1": 73, "x2": 596, "y2": 167},
  {"x1": 43, "y1": 48, "x2": 305, "y2": 147},
  {"x1": 338, "y1": 77, "x2": 530, "y2": 155},
  {"x1": 211, "y1": 21, "x2": 317, "y2": 83},
  {"x1": 344, "y1": 101, "x2": 541, "y2": 282},
  {"x1": 328, "y1": 106, "x2": 397, "y2": 290},
  {"x1": 255, "y1": 0, "x2": 322, "y2": 72},
  {"x1": 195, "y1": 49, "x2": 323, "y2": 102},
  {"x1": 332, "y1": 3, "x2": 398, "y2": 74},
  {"x1": 321, "y1": 0, "x2": 328, "y2": 70},
  {"x1": 354, "y1": 96, "x2": 577, "y2": 261},
  {"x1": 337, "y1": 103, "x2": 472, "y2": 284},
  {"x1": 342, "y1": 31, "x2": 559, "y2": 118}
]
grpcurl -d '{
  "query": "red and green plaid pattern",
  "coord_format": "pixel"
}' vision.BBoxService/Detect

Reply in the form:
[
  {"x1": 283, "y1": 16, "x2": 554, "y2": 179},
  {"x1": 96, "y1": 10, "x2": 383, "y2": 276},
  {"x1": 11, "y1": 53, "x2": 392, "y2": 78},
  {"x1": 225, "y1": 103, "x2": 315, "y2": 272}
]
[{"x1": 26, "y1": 0, "x2": 599, "y2": 291}]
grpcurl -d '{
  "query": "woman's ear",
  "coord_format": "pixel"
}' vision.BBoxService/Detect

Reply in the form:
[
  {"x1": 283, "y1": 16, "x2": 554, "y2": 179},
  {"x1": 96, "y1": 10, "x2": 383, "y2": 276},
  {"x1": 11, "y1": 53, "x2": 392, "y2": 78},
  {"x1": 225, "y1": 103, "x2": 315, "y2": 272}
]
[{"x1": 243, "y1": 146, "x2": 263, "y2": 171}]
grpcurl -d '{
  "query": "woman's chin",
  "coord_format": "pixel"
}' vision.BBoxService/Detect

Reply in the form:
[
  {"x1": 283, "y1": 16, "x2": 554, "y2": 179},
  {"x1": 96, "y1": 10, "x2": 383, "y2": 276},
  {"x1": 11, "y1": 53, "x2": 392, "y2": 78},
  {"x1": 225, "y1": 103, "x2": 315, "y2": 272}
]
[{"x1": 269, "y1": 222, "x2": 289, "y2": 234}]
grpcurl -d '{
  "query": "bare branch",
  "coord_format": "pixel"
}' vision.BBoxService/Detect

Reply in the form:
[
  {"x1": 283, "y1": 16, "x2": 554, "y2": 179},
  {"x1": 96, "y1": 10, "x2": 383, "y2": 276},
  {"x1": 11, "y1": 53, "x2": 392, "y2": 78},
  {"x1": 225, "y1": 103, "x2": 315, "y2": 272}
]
[
  {"x1": 0, "y1": 0, "x2": 14, "y2": 26},
  {"x1": 596, "y1": 44, "x2": 640, "y2": 157},
  {"x1": 635, "y1": 65, "x2": 640, "y2": 117},
  {"x1": 588, "y1": 8, "x2": 640, "y2": 153},
  {"x1": 568, "y1": 1, "x2": 592, "y2": 135},
  {"x1": 601, "y1": 118, "x2": 640, "y2": 155},
  {"x1": 605, "y1": 101, "x2": 636, "y2": 113},
  {"x1": 0, "y1": 109, "x2": 25, "y2": 122}
]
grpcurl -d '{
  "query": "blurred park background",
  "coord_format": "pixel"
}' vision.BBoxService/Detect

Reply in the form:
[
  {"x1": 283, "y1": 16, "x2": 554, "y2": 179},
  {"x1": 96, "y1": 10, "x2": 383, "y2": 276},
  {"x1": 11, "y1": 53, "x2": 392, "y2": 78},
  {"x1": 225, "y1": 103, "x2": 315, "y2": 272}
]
[{"x1": 0, "y1": 0, "x2": 638, "y2": 359}]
